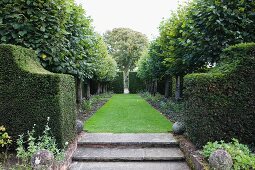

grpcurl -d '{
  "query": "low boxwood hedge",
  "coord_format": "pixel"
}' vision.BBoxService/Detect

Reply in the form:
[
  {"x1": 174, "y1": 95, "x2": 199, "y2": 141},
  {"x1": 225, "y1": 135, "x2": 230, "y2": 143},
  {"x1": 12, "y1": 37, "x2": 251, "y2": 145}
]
[
  {"x1": 0, "y1": 44, "x2": 76, "y2": 147},
  {"x1": 184, "y1": 43, "x2": 255, "y2": 147}
]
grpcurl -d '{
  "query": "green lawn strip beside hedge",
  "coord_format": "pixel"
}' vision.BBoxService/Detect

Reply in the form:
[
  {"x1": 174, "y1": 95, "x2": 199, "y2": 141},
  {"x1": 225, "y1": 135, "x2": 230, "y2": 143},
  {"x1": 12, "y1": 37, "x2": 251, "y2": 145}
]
[
  {"x1": 109, "y1": 72, "x2": 124, "y2": 94},
  {"x1": 0, "y1": 44, "x2": 76, "y2": 148},
  {"x1": 184, "y1": 43, "x2": 255, "y2": 148}
]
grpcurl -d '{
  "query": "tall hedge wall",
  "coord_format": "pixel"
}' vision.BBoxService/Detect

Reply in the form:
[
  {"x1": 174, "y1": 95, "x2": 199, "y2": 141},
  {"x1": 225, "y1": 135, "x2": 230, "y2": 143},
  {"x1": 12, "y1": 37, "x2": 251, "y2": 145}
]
[
  {"x1": 129, "y1": 72, "x2": 146, "y2": 94},
  {"x1": 109, "y1": 72, "x2": 124, "y2": 94},
  {"x1": 0, "y1": 45, "x2": 76, "y2": 147},
  {"x1": 184, "y1": 43, "x2": 255, "y2": 147}
]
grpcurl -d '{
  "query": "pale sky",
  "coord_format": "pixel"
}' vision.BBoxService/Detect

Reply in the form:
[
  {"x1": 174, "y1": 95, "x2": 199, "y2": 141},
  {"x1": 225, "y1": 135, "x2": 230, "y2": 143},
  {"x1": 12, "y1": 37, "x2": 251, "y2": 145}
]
[{"x1": 75, "y1": 0, "x2": 187, "y2": 39}]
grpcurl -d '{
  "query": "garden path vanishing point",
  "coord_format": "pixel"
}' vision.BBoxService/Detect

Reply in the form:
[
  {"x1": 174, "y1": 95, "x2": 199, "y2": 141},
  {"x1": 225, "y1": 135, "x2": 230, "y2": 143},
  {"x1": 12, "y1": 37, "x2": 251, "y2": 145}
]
[{"x1": 70, "y1": 94, "x2": 190, "y2": 170}]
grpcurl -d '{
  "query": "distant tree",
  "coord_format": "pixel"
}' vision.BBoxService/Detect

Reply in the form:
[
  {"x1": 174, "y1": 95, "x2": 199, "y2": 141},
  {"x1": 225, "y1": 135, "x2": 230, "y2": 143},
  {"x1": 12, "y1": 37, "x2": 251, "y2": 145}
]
[{"x1": 104, "y1": 28, "x2": 148, "y2": 89}]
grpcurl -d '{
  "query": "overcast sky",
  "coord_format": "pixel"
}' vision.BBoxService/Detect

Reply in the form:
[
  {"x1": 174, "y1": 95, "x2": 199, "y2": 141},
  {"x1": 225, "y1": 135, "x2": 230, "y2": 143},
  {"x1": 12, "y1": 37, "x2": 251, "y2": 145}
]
[{"x1": 75, "y1": 0, "x2": 187, "y2": 39}]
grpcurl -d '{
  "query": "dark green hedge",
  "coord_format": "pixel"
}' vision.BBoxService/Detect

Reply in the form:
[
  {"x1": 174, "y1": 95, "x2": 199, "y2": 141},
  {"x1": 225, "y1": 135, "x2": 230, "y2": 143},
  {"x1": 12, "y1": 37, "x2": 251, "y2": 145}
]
[
  {"x1": 129, "y1": 72, "x2": 146, "y2": 94},
  {"x1": 184, "y1": 43, "x2": 255, "y2": 147},
  {"x1": 109, "y1": 72, "x2": 124, "y2": 94},
  {"x1": 0, "y1": 45, "x2": 76, "y2": 148}
]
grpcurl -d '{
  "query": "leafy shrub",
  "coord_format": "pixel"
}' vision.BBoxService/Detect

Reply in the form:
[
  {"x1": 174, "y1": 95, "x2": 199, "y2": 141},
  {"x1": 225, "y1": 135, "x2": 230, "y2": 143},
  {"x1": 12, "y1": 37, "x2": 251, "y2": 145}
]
[
  {"x1": 0, "y1": 126, "x2": 12, "y2": 148},
  {"x1": 16, "y1": 118, "x2": 67, "y2": 167},
  {"x1": 184, "y1": 43, "x2": 255, "y2": 147},
  {"x1": 202, "y1": 139, "x2": 255, "y2": 169},
  {"x1": 0, "y1": 45, "x2": 76, "y2": 147},
  {"x1": 82, "y1": 100, "x2": 93, "y2": 111},
  {"x1": 82, "y1": 92, "x2": 113, "y2": 112}
]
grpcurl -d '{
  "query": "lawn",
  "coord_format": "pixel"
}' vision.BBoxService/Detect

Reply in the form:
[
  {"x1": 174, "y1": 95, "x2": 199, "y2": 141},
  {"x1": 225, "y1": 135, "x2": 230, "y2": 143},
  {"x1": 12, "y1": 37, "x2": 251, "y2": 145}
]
[{"x1": 84, "y1": 94, "x2": 172, "y2": 133}]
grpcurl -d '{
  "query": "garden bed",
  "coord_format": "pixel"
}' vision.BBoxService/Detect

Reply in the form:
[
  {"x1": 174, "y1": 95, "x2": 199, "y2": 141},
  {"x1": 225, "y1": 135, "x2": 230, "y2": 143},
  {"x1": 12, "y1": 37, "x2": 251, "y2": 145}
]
[
  {"x1": 77, "y1": 93, "x2": 113, "y2": 122},
  {"x1": 139, "y1": 92, "x2": 209, "y2": 170}
]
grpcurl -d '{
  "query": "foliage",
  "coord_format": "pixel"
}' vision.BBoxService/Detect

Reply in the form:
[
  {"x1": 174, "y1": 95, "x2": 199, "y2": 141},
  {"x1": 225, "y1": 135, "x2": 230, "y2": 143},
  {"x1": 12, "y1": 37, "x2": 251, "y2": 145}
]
[
  {"x1": 108, "y1": 72, "x2": 124, "y2": 94},
  {"x1": 104, "y1": 28, "x2": 149, "y2": 72},
  {"x1": 137, "y1": 38, "x2": 167, "y2": 81},
  {"x1": 159, "y1": 0, "x2": 255, "y2": 75},
  {"x1": 0, "y1": 0, "x2": 98, "y2": 80},
  {"x1": 82, "y1": 92, "x2": 113, "y2": 112},
  {"x1": 0, "y1": 0, "x2": 118, "y2": 83},
  {"x1": 129, "y1": 72, "x2": 146, "y2": 94},
  {"x1": 91, "y1": 34, "x2": 117, "y2": 83},
  {"x1": 0, "y1": 126, "x2": 12, "y2": 168},
  {"x1": 159, "y1": 4, "x2": 191, "y2": 76},
  {"x1": 16, "y1": 118, "x2": 67, "y2": 166},
  {"x1": 0, "y1": 0, "x2": 67, "y2": 61},
  {"x1": 0, "y1": 126, "x2": 12, "y2": 148},
  {"x1": 0, "y1": 45, "x2": 76, "y2": 147},
  {"x1": 184, "y1": 43, "x2": 255, "y2": 147},
  {"x1": 61, "y1": 1, "x2": 95, "y2": 79},
  {"x1": 202, "y1": 139, "x2": 255, "y2": 169},
  {"x1": 85, "y1": 94, "x2": 172, "y2": 133},
  {"x1": 140, "y1": 92, "x2": 184, "y2": 122}
]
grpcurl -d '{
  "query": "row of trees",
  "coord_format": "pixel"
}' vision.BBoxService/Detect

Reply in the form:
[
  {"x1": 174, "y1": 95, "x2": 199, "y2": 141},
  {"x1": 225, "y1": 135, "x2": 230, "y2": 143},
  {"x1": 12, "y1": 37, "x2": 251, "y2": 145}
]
[
  {"x1": 0, "y1": 0, "x2": 117, "y2": 106},
  {"x1": 137, "y1": 0, "x2": 255, "y2": 100}
]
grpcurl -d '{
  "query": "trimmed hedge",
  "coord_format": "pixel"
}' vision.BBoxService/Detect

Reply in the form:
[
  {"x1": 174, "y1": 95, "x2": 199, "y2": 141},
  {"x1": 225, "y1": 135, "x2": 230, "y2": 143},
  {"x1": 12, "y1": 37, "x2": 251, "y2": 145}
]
[
  {"x1": 129, "y1": 72, "x2": 146, "y2": 94},
  {"x1": 184, "y1": 43, "x2": 255, "y2": 147},
  {"x1": 0, "y1": 45, "x2": 76, "y2": 147},
  {"x1": 109, "y1": 72, "x2": 124, "y2": 94}
]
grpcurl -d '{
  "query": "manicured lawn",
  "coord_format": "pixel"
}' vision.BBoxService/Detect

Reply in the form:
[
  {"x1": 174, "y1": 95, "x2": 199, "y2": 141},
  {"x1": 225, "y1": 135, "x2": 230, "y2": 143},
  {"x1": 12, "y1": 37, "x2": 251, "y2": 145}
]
[{"x1": 84, "y1": 94, "x2": 172, "y2": 133}]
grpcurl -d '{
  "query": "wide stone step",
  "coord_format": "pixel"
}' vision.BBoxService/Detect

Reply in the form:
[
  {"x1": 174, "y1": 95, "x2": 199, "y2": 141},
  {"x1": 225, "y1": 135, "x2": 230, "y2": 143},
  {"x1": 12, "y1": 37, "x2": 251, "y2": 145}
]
[
  {"x1": 72, "y1": 147, "x2": 185, "y2": 162},
  {"x1": 78, "y1": 133, "x2": 178, "y2": 147},
  {"x1": 69, "y1": 162, "x2": 190, "y2": 170}
]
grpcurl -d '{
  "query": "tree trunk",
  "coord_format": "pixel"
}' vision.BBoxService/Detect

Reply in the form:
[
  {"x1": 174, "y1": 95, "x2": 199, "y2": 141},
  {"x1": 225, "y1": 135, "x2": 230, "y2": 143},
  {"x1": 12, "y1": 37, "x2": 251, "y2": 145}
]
[
  {"x1": 150, "y1": 80, "x2": 154, "y2": 94},
  {"x1": 164, "y1": 76, "x2": 170, "y2": 98},
  {"x1": 175, "y1": 75, "x2": 183, "y2": 101},
  {"x1": 86, "y1": 79, "x2": 91, "y2": 99},
  {"x1": 154, "y1": 79, "x2": 158, "y2": 95},
  {"x1": 75, "y1": 77, "x2": 83, "y2": 111},
  {"x1": 102, "y1": 84, "x2": 106, "y2": 93},
  {"x1": 104, "y1": 84, "x2": 107, "y2": 93},
  {"x1": 97, "y1": 82, "x2": 101, "y2": 94},
  {"x1": 123, "y1": 68, "x2": 129, "y2": 90},
  {"x1": 145, "y1": 81, "x2": 149, "y2": 92}
]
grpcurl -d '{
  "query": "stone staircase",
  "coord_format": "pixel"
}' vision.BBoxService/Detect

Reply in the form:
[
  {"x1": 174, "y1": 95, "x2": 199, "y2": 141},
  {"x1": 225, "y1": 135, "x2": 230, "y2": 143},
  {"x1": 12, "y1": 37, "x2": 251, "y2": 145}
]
[{"x1": 69, "y1": 133, "x2": 190, "y2": 170}]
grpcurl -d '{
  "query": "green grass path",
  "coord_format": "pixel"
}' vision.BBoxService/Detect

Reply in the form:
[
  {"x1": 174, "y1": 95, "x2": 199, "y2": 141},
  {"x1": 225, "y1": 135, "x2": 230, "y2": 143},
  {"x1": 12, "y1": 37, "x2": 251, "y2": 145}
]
[{"x1": 84, "y1": 94, "x2": 172, "y2": 133}]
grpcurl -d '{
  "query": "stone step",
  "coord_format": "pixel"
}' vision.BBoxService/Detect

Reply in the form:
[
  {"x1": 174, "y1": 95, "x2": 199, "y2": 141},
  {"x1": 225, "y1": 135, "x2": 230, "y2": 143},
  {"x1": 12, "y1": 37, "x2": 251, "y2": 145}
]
[
  {"x1": 69, "y1": 162, "x2": 190, "y2": 170},
  {"x1": 72, "y1": 147, "x2": 185, "y2": 162},
  {"x1": 78, "y1": 133, "x2": 178, "y2": 148}
]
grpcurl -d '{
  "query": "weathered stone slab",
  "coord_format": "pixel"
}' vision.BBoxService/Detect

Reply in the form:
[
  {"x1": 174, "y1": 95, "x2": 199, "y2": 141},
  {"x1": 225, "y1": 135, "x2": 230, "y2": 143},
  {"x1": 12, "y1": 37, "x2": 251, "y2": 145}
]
[
  {"x1": 78, "y1": 133, "x2": 178, "y2": 147},
  {"x1": 70, "y1": 162, "x2": 190, "y2": 170},
  {"x1": 72, "y1": 147, "x2": 185, "y2": 162}
]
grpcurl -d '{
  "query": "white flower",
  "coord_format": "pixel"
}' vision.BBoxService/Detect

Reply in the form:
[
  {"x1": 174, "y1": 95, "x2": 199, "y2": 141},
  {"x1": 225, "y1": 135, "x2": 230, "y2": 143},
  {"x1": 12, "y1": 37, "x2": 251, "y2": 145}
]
[
  {"x1": 35, "y1": 157, "x2": 41, "y2": 165},
  {"x1": 47, "y1": 117, "x2": 50, "y2": 121},
  {"x1": 65, "y1": 142, "x2": 69, "y2": 146}
]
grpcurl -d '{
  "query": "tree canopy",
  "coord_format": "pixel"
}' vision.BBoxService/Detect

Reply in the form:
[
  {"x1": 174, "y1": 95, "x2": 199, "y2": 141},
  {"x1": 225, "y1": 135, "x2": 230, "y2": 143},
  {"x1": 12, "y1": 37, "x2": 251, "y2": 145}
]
[
  {"x1": 103, "y1": 28, "x2": 149, "y2": 72},
  {"x1": 158, "y1": 0, "x2": 255, "y2": 76},
  {"x1": 0, "y1": 0, "x2": 117, "y2": 83}
]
